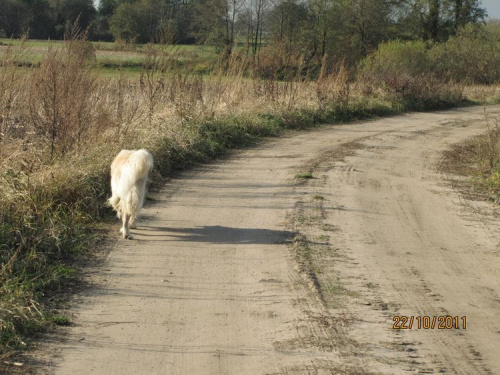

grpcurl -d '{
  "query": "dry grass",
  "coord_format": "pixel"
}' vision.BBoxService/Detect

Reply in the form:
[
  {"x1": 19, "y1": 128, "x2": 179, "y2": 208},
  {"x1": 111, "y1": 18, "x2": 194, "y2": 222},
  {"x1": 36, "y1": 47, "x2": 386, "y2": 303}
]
[
  {"x1": 441, "y1": 113, "x2": 500, "y2": 202},
  {"x1": 464, "y1": 85, "x2": 500, "y2": 105}
]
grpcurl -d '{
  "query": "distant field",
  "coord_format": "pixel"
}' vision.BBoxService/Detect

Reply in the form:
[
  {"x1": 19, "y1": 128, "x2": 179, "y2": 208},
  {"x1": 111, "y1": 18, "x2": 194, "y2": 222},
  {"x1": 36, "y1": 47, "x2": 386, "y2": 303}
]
[{"x1": 0, "y1": 39, "x2": 218, "y2": 76}]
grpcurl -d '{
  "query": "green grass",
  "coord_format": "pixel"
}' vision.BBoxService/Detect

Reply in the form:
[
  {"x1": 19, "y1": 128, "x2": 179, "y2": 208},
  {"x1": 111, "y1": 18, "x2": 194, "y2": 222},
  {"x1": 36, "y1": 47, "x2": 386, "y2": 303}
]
[
  {"x1": 0, "y1": 38, "x2": 64, "y2": 48},
  {"x1": 47, "y1": 315, "x2": 71, "y2": 326},
  {"x1": 0, "y1": 39, "x2": 219, "y2": 75},
  {"x1": 296, "y1": 172, "x2": 314, "y2": 179}
]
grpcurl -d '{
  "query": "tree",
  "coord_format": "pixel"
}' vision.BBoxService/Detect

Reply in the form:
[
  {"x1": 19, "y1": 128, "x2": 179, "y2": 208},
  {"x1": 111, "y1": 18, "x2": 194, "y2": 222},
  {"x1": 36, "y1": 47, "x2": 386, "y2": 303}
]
[
  {"x1": 427, "y1": 0, "x2": 440, "y2": 41},
  {"x1": 268, "y1": 0, "x2": 309, "y2": 58},
  {"x1": 0, "y1": 0, "x2": 97, "y2": 40},
  {"x1": 251, "y1": 0, "x2": 269, "y2": 55},
  {"x1": 61, "y1": 0, "x2": 97, "y2": 35},
  {"x1": 25, "y1": 0, "x2": 53, "y2": 39},
  {"x1": 339, "y1": 0, "x2": 396, "y2": 61},
  {"x1": 92, "y1": 0, "x2": 117, "y2": 40},
  {"x1": 0, "y1": 0, "x2": 29, "y2": 37},
  {"x1": 48, "y1": 0, "x2": 96, "y2": 39},
  {"x1": 307, "y1": 0, "x2": 340, "y2": 59},
  {"x1": 404, "y1": 0, "x2": 486, "y2": 42},
  {"x1": 109, "y1": 1, "x2": 145, "y2": 42},
  {"x1": 451, "y1": 0, "x2": 486, "y2": 32},
  {"x1": 190, "y1": 0, "x2": 243, "y2": 54}
]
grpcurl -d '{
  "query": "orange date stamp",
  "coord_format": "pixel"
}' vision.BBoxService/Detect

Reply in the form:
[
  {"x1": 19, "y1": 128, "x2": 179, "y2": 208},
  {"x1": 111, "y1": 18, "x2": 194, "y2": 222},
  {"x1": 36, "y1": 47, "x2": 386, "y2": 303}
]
[{"x1": 392, "y1": 316, "x2": 467, "y2": 330}]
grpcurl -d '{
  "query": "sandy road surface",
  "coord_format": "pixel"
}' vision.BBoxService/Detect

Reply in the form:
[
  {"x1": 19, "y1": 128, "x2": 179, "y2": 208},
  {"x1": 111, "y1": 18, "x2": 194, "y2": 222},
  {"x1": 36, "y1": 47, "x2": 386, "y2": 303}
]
[{"x1": 40, "y1": 107, "x2": 499, "y2": 374}]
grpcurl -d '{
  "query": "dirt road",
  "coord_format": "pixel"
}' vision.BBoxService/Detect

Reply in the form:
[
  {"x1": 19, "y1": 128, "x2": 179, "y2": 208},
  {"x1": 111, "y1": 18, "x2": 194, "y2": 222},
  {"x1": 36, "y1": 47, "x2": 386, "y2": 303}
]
[{"x1": 42, "y1": 107, "x2": 499, "y2": 374}]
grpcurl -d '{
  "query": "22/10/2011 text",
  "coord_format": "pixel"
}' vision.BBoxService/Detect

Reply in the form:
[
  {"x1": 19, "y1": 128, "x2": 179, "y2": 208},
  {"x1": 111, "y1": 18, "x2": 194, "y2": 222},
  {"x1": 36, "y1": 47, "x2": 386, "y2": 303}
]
[{"x1": 392, "y1": 316, "x2": 466, "y2": 330}]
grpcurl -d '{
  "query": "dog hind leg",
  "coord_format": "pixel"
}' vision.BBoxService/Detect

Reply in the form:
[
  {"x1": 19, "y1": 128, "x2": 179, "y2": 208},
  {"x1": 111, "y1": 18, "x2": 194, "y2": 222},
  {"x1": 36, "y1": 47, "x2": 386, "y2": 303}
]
[
  {"x1": 129, "y1": 215, "x2": 137, "y2": 229},
  {"x1": 121, "y1": 212, "x2": 133, "y2": 239},
  {"x1": 129, "y1": 178, "x2": 146, "y2": 230}
]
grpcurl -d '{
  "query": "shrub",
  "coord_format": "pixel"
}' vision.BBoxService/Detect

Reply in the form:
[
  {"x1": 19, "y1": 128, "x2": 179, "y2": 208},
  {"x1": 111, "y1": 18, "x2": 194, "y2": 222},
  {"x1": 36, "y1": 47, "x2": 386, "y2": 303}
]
[
  {"x1": 390, "y1": 74, "x2": 465, "y2": 111},
  {"x1": 358, "y1": 40, "x2": 466, "y2": 111},
  {"x1": 358, "y1": 40, "x2": 430, "y2": 84},
  {"x1": 430, "y1": 26, "x2": 500, "y2": 85},
  {"x1": 360, "y1": 28, "x2": 500, "y2": 87},
  {"x1": 26, "y1": 28, "x2": 103, "y2": 159}
]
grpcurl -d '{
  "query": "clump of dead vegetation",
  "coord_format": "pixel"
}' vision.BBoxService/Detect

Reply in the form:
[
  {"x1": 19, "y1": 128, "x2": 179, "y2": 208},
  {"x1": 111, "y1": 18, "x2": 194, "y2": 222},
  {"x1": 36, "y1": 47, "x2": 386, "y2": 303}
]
[{"x1": 442, "y1": 112, "x2": 500, "y2": 201}]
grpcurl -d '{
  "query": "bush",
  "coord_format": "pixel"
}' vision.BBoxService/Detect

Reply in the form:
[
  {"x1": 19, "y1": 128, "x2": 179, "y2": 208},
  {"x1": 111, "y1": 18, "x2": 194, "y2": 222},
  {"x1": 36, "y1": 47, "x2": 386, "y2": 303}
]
[
  {"x1": 430, "y1": 26, "x2": 500, "y2": 85},
  {"x1": 358, "y1": 40, "x2": 466, "y2": 111},
  {"x1": 360, "y1": 28, "x2": 500, "y2": 87},
  {"x1": 387, "y1": 74, "x2": 465, "y2": 111},
  {"x1": 358, "y1": 40, "x2": 430, "y2": 83}
]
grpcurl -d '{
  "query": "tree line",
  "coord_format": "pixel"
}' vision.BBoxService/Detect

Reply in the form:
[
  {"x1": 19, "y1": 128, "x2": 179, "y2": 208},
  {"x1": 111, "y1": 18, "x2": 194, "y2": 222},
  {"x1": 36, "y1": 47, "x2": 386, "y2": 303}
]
[{"x1": 0, "y1": 0, "x2": 487, "y2": 63}]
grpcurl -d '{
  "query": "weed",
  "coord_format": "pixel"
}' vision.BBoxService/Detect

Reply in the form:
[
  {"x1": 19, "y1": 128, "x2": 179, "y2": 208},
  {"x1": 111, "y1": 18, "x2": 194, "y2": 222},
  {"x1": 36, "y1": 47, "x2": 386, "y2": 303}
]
[
  {"x1": 296, "y1": 172, "x2": 314, "y2": 179},
  {"x1": 441, "y1": 113, "x2": 500, "y2": 201},
  {"x1": 48, "y1": 315, "x2": 71, "y2": 326}
]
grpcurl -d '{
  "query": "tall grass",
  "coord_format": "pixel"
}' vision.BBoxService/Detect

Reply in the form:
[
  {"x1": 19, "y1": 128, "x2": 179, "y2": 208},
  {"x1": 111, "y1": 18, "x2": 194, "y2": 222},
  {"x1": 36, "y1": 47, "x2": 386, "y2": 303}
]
[{"x1": 0, "y1": 29, "x2": 494, "y2": 360}]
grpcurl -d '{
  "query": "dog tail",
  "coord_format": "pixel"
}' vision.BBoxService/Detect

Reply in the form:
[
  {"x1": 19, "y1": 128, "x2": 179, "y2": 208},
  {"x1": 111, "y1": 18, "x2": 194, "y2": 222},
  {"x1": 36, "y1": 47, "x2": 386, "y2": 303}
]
[{"x1": 108, "y1": 195, "x2": 121, "y2": 211}]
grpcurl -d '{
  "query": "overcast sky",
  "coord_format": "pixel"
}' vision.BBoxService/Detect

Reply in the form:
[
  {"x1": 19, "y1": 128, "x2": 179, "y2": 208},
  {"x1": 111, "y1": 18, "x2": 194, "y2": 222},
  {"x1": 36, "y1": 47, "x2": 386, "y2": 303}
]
[{"x1": 482, "y1": 0, "x2": 500, "y2": 19}]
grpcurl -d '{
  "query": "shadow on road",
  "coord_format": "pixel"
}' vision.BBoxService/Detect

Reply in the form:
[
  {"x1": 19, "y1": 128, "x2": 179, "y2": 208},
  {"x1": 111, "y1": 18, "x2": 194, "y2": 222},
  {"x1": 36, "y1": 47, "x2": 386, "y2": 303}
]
[{"x1": 135, "y1": 225, "x2": 295, "y2": 245}]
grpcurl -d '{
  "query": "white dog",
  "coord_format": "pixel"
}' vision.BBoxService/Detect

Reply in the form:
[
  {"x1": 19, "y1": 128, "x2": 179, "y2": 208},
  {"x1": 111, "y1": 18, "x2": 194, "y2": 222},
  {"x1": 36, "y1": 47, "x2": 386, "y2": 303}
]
[{"x1": 108, "y1": 149, "x2": 153, "y2": 239}]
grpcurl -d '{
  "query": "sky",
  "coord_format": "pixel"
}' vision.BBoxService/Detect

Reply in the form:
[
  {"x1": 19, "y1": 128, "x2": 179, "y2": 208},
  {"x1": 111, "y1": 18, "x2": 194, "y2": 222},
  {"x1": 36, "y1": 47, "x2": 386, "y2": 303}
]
[{"x1": 482, "y1": 0, "x2": 500, "y2": 19}]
